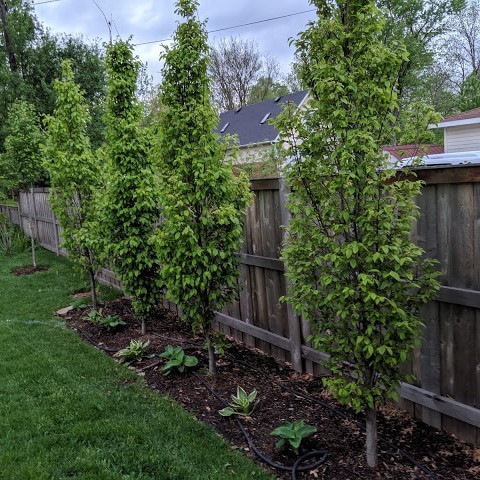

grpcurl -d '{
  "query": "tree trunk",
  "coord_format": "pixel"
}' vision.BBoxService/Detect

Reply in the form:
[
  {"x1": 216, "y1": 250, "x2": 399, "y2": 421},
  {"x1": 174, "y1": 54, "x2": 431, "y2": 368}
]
[
  {"x1": 88, "y1": 267, "x2": 98, "y2": 311},
  {"x1": 205, "y1": 331, "x2": 216, "y2": 377},
  {"x1": 0, "y1": 0, "x2": 18, "y2": 72},
  {"x1": 366, "y1": 406, "x2": 378, "y2": 469},
  {"x1": 25, "y1": 188, "x2": 36, "y2": 267}
]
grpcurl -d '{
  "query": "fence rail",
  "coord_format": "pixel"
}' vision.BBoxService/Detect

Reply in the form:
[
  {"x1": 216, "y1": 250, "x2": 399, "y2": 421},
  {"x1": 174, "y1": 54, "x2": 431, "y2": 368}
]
[{"x1": 2, "y1": 169, "x2": 480, "y2": 444}]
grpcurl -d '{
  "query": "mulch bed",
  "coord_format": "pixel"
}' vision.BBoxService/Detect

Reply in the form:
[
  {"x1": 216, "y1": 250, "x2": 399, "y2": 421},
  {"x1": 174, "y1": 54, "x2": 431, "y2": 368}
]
[
  {"x1": 62, "y1": 297, "x2": 478, "y2": 480},
  {"x1": 11, "y1": 265, "x2": 49, "y2": 276}
]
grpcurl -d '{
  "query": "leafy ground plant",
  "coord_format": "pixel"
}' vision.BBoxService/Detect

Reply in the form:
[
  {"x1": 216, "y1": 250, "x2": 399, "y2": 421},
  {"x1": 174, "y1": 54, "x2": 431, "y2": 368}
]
[
  {"x1": 0, "y1": 221, "x2": 15, "y2": 255},
  {"x1": 219, "y1": 386, "x2": 258, "y2": 417},
  {"x1": 271, "y1": 420, "x2": 317, "y2": 452},
  {"x1": 82, "y1": 308, "x2": 126, "y2": 331},
  {"x1": 116, "y1": 339, "x2": 153, "y2": 365},
  {"x1": 0, "y1": 215, "x2": 27, "y2": 255},
  {"x1": 160, "y1": 345, "x2": 198, "y2": 375}
]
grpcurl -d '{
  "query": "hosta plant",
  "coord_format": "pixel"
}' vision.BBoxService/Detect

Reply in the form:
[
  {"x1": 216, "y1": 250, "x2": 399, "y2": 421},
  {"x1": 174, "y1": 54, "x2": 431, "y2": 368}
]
[
  {"x1": 219, "y1": 386, "x2": 258, "y2": 417},
  {"x1": 82, "y1": 308, "x2": 126, "y2": 331},
  {"x1": 271, "y1": 420, "x2": 317, "y2": 452},
  {"x1": 116, "y1": 339, "x2": 153, "y2": 365},
  {"x1": 160, "y1": 345, "x2": 198, "y2": 375}
]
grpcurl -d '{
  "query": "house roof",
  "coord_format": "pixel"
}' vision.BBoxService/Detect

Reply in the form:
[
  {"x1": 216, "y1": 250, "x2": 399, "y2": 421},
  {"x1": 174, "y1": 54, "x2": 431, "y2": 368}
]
[
  {"x1": 383, "y1": 144, "x2": 444, "y2": 160},
  {"x1": 437, "y1": 107, "x2": 480, "y2": 128},
  {"x1": 217, "y1": 90, "x2": 309, "y2": 147}
]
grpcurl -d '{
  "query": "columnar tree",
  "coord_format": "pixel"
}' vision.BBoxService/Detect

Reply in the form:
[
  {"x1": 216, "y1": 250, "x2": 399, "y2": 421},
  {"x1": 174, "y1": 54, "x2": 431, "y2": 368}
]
[
  {"x1": 0, "y1": 100, "x2": 46, "y2": 195},
  {"x1": 43, "y1": 60, "x2": 102, "y2": 308},
  {"x1": 156, "y1": 0, "x2": 251, "y2": 376},
  {"x1": 1, "y1": 100, "x2": 45, "y2": 265},
  {"x1": 103, "y1": 40, "x2": 160, "y2": 335},
  {"x1": 277, "y1": 0, "x2": 440, "y2": 468}
]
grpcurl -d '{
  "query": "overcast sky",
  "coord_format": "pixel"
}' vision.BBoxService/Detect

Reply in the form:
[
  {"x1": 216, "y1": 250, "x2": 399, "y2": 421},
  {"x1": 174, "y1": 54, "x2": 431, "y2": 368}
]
[{"x1": 32, "y1": 0, "x2": 318, "y2": 83}]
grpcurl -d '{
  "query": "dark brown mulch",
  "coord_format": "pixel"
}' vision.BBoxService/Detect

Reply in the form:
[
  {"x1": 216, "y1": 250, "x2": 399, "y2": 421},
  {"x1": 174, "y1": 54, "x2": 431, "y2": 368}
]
[
  {"x1": 11, "y1": 265, "x2": 49, "y2": 276},
  {"x1": 62, "y1": 297, "x2": 478, "y2": 480}
]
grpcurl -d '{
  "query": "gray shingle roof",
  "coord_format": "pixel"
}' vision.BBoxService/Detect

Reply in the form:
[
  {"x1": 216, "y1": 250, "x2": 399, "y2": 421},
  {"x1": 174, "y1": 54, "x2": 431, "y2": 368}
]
[{"x1": 217, "y1": 90, "x2": 309, "y2": 147}]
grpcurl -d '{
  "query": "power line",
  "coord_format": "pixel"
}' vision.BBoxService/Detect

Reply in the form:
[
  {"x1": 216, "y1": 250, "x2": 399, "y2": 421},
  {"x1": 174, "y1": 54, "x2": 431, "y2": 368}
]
[
  {"x1": 33, "y1": 0, "x2": 61, "y2": 5},
  {"x1": 134, "y1": 9, "x2": 315, "y2": 47},
  {"x1": 111, "y1": 15, "x2": 121, "y2": 39}
]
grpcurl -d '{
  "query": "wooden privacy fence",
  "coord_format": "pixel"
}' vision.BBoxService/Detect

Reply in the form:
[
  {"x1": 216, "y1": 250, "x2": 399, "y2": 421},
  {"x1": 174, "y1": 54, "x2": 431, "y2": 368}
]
[
  {"x1": 0, "y1": 188, "x2": 121, "y2": 288},
  {"x1": 1, "y1": 169, "x2": 480, "y2": 444}
]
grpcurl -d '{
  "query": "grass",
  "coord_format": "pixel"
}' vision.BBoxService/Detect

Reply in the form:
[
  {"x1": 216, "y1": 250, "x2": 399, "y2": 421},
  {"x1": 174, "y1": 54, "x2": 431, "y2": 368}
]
[
  {"x1": 0, "y1": 198, "x2": 18, "y2": 206},
  {"x1": 0, "y1": 247, "x2": 272, "y2": 480}
]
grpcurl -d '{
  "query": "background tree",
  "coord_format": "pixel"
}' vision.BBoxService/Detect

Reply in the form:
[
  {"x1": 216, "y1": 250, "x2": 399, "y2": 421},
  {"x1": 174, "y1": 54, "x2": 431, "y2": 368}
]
[
  {"x1": 247, "y1": 56, "x2": 289, "y2": 104},
  {"x1": 0, "y1": 100, "x2": 46, "y2": 194},
  {"x1": 283, "y1": 59, "x2": 305, "y2": 93},
  {"x1": 43, "y1": 60, "x2": 102, "y2": 308},
  {"x1": 156, "y1": 0, "x2": 251, "y2": 376},
  {"x1": 277, "y1": 0, "x2": 440, "y2": 468},
  {"x1": 413, "y1": 64, "x2": 460, "y2": 116},
  {"x1": 209, "y1": 37, "x2": 286, "y2": 110},
  {"x1": 0, "y1": 100, "x2": 45, "y2": 265},
  {"x1": 209, "y1": 37, "x2": 261, "y2": 110},
  {"x1": 247, "y1": 77, "x2": 289, "y2": 104},
  {"x1": 397, "y1": 101, "x2": 443, "y2": 144},
  {"x1": 0, "y1": 1, "x2": 106, "y2": 149},
  {"x1": 136, "y1": 61, "x2": 162, "y2": 128},
  {"x1": 449, "y1": 0, "x2": 480, "y2": 81},
  {"x1": 458, "y1": 71, "x2": 480, "y2": 109},
  {"x1": 378, "y1": 0, "x2": 465, "y2": 104},
  {"x1": 103, "y1": 40, "x2": 160, "y2": 335}
]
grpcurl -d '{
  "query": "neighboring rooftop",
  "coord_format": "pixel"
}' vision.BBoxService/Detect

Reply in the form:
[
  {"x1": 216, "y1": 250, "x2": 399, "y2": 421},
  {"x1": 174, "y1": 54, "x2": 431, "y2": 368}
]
[
  {"x1": 437, "y1": 107, "x2": 480, "y2": 128},
  {"x1": 217, "y1": 90, "x2": 309, "y2": 147},
  {"x1": 383, "y1": 144, "x2": 444, "y2": 160}
]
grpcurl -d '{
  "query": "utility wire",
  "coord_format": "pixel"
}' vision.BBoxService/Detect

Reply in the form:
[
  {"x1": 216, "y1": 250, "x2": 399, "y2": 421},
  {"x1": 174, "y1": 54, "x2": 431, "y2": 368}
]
[
  {"x1": 134, "y1": 9, "x2": 315, "y2": 47},
  {"x1": 33, "y1": 0, "x2": 61, "y2": 5},
  {"x1": 111, "y1": 14, "x2": 121, "y2": 39},
  {"x1": 92, "y1": 0, "x2": 112, "y2": 44}
]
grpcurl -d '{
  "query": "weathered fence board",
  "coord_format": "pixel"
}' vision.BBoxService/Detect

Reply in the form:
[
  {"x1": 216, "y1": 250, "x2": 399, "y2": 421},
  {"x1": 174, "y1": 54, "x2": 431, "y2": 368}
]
[{"x1": 2, "y1": 167, "x2": 480, "y2": 444}]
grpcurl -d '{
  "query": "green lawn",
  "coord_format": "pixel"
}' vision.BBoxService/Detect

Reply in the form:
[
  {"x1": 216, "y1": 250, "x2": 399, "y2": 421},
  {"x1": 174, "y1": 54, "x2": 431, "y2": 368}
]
[{"x1": 0, "y1": 248, "x2": 272, "y2": 480}]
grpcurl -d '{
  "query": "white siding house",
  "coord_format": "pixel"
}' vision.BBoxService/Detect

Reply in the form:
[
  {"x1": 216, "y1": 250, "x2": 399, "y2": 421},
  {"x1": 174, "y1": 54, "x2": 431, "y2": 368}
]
[{"x1": 437, "y1": 107, "x2": 480, "y2": 153}]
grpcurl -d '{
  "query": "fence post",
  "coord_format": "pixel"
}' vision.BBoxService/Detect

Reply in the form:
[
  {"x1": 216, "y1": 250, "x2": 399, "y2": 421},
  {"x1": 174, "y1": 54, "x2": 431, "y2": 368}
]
[{"x1": 278, "y1": 177, "x2": 303, "y2": 373}]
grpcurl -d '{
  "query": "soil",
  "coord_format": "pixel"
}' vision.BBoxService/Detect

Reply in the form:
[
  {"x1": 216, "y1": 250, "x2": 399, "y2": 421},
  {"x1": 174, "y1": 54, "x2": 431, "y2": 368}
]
[
  {"x1": 62, "y1": 297, "x2": 478, "y2": 480},
  {"x1": 11, "y1": 265, "x2": 49, "y2": 276}
]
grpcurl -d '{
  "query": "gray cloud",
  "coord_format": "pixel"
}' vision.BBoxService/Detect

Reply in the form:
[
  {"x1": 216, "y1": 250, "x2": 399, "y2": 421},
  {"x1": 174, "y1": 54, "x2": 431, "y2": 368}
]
[{"x1": 34, "y1": 0, "x2": 316, "y2": 82}]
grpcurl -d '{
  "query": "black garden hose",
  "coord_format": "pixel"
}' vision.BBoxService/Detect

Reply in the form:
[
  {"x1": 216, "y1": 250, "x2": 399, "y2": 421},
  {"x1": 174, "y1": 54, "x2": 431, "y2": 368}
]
[
  {"x1": 225, "y1": 353, "x2": 441, "y2": 480},
  {"x1": 76, "y1": 326, "x2": 120, "y2": 352},
  {"x1": 193, "y1": 372, "x2": 328, "y2": 480},
  {"x1": 76, "y1": 327, "x2": 440, "y2": 479}
]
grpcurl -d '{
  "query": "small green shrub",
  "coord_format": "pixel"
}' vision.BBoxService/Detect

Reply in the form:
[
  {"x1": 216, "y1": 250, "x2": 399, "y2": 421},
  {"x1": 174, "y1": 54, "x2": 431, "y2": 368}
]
[
  {"x1": 97, "y1": 314, "x2": 125, "y2": 330},
  {"x1": 117, "y1": 339, "x2": 153, "y2": 365},
  {"x1": 82, "y1": 308, "x2": 126, "y2": 331},
  {"x1": 219, "y1": 386, "x2": 257, "y2": 417},
  {"x1": 0, "y1": 221, "x2": 15, "y2": 255},
  {"x1": 271, "y1": 420, "x2": 317, "y2": 452},
  {"x1": 160, "y1": 345, "x2": 198, "y2": 375},
  {"x1": 0, "y1": 215, "x2": 26, "y2": 255},
  {"x1": 208, "y1": 331, "x2": 231, "y2": 356},
  {"x1": 72, "y1": 297, "x2": 91, "y2": 309}
]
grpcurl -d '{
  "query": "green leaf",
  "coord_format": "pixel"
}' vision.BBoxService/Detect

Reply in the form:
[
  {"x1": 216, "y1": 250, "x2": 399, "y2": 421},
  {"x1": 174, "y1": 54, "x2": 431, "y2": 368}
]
[{"x1": 218, "y1": 407, "x2": 235, "y2": 417}]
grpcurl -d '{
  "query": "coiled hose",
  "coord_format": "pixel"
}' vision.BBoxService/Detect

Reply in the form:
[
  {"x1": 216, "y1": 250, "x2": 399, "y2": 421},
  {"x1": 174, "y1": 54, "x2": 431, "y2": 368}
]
[
  {"x1": 193, "y1": 372, "x2": 328, "y2": 480},
  {"x1": 80, "y1": 329, "x2": 440, "y2": 479}
]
